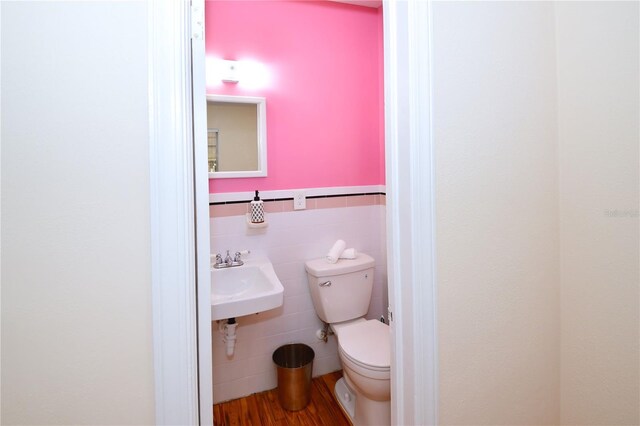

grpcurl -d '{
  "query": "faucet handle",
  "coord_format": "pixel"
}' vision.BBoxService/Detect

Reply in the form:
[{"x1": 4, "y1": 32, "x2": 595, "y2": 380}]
[{"x1": 234, "y1": 250, "x2": 250, "y2": 262}]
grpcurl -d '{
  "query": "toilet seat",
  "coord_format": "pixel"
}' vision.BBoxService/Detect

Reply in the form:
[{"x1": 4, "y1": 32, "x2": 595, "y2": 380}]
[
  {"x1": 338, "y1": 319, "x2": 390, "y2": 371},
  {"x1": 340, "y1": 348, "x2": 390, "y2": 373}
]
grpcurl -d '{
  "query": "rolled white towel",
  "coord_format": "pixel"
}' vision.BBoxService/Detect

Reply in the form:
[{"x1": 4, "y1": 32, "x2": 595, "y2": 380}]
[
  {"x1": 326, "y1": 239, "x2": 346, "y2": 264},
  {"x1": 339, "y1": 248, "x2": 358, "y2": 259}
]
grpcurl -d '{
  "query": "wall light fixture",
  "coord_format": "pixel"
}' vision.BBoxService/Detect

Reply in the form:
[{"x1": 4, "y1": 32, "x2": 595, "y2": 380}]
[{"x1": 206, "y1": 58, "x2": 272, "y2": 89}]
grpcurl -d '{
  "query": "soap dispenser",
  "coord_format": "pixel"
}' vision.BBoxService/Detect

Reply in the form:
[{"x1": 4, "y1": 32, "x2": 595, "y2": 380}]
[{"x1": 250, "y1": 190, "x2": 264, "y2": 223}]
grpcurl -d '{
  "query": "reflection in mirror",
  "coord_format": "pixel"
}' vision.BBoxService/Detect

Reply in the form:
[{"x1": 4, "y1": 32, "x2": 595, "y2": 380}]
[
  {"x1": 208, "y1": 103, "x2": 256, "y2": 172},
  {"x1": 206, "y1": 95, "x2": 267, "y2": 178}
]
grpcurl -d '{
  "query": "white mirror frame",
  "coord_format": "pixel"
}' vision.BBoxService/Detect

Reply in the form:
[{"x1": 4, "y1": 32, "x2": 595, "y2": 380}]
[{"x1": 206, "y1": 94, "x2": 267, "y2": 179}]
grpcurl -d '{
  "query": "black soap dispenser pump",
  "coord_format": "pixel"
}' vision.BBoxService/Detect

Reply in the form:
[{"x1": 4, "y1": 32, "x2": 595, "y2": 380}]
[{"x1": 250, "y1": 190, "x2": 264, "y2": 223}]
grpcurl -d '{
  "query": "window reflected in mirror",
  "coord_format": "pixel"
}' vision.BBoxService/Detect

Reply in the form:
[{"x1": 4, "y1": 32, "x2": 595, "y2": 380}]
[{"x1": 207, "y1": 128, "x2": 219, "y2": 172}]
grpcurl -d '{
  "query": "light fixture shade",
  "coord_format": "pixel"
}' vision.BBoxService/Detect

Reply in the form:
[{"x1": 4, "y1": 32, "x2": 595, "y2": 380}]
[{"x1": 206, "y1": 58, "x2": 271, "y2": 88}]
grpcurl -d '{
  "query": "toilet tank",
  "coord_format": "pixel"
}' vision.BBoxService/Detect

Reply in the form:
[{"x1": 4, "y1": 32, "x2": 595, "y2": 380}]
[{"x1": 304, "y1": 253, "x2": 375, "y2": 324}]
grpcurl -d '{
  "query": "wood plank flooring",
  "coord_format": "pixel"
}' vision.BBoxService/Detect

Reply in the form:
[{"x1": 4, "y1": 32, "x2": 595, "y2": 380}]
[{"x1": 213, "y1": 371, "x2": 351, "y2": 426}]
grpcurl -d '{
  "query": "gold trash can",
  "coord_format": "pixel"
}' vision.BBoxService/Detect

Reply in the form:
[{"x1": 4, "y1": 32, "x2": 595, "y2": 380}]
[{"x1": 272, "y1": 343, "x2": 315, "y2": 411}]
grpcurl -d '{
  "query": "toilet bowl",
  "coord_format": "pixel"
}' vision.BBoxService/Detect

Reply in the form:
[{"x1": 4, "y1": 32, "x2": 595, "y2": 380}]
[{"x1": 332, "y1": 319, "x2": 390, "y2": 425}]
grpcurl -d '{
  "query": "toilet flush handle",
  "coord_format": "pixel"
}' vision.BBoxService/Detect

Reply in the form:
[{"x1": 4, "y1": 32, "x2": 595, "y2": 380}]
[{"x1": 319, "y1": 280, "x2": 332, "y2": 287}]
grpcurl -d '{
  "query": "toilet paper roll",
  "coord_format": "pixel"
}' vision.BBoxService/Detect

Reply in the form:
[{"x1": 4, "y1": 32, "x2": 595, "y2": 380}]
[
  {"x1": 326, "y1": 239, "x2": 346, "y2": 264},
  {"x1": 339, "y1": 248, "x2": 358, "y2": 259}
]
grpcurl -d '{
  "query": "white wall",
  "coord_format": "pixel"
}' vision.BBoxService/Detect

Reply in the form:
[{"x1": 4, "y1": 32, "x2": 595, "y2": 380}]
[
  {"x1": 432, "y1": 2, "x2": 561, "y2": 424},
  {"x1": 432, "y1": 1, "x2": 639, "y2": 424},
  {"x1": 556, "y1": 2, "x2": 640, "y2": 424},
  {"x1": 1, "y1": 2, "x2": 155, "y2": 424},
  {"x1": 210, "y1": 203, "x2": 386, "y2": 403}
]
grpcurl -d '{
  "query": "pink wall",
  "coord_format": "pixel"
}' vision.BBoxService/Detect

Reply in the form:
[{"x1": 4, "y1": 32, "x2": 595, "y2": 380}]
[
  {"x1": 377, "y1": 6, "x2": 385, "y2": 185},
  {"x1": 206, "y1": 0, "x2": 384, "y2": 194}
]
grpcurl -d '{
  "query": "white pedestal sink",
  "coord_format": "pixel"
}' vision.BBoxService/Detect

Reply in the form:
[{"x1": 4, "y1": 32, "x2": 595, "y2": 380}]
[{"x1": 211, "y1": 256, "x2": 284, "y2": 321}]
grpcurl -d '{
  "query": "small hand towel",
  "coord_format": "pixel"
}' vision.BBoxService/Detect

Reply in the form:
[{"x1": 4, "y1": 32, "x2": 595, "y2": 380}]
[
  {"x1": 326, "y1": 239, "x2": 346, "y2": 264},
  {"x1": 339, "y1": 248, "x2": 358, "y2": 259}
]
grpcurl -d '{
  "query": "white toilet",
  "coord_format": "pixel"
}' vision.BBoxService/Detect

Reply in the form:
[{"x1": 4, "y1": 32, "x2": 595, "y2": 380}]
[{"x1": 305, "y1": 253, "x2": 390, "y2": 426}]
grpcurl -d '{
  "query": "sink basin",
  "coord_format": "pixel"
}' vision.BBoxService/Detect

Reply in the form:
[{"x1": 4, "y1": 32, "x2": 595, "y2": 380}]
[{"x1": 211, "y1": 257, "x2": 284, "y2": 320}]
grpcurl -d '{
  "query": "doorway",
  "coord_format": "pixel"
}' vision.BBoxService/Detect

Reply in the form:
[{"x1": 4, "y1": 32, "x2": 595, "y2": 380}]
[{"x1": 147, "y1": 1, "x2": 438, "y2": 424}]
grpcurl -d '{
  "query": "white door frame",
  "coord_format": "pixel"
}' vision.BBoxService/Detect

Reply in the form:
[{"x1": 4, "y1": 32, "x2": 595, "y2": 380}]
[
  {"x1": 191, "y1": 0, "x2": 214, "y2": 424},
  {"x1": 147, "y1": 1, "x2": 437, "y2": 424},
  {"x1": 384, "y1": 1, "x2": 438, "y2": 424},
  {"x1": 147, "y1": 0, "x2": 212, "y2": 424}
]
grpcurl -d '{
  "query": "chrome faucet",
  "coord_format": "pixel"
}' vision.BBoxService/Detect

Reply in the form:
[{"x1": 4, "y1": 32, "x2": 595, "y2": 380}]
[{"x1": 212, "y1": 250, "x2": 250, "y2": 269}]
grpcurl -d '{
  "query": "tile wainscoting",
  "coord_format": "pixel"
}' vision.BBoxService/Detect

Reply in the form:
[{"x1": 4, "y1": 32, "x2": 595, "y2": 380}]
[
  {"x1": 210, "y1": 193, "x2": 385, "y2": 217},
  {"x1": 210, "y1": 192, "x2": 387, "y2": 403}
]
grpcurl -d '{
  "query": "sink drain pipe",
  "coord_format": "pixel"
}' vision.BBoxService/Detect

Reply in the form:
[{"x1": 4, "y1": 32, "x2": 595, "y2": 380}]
[{"x1": 221, "y1": 318, "x2": 238, "y2": 357}]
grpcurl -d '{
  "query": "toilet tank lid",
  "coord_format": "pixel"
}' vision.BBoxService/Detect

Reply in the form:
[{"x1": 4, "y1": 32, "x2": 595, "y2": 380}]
[{"x1": 305, "y1": 253, "x2": 375, "y2": 277}]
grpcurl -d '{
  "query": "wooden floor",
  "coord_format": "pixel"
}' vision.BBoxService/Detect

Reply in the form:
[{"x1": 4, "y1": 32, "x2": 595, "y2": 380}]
[{"x1": 213, "y1": 371, "x2": 351, "y2": 426}]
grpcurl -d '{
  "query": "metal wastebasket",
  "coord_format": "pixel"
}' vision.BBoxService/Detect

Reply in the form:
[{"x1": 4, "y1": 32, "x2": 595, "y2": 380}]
[{"x1": 272, "y1": 343, "x2": 315, "y2": 411}]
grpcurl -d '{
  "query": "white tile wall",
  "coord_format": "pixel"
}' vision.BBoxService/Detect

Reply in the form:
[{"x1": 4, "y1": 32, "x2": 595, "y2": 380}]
[{"x1": 211, "y1": 204, "x2": 387, "y2": 403}]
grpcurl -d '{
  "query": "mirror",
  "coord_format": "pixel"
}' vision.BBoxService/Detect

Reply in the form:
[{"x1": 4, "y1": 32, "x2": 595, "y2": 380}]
[{"x1": 207, "y1": 95, "x2": 267, "y2": 178}]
